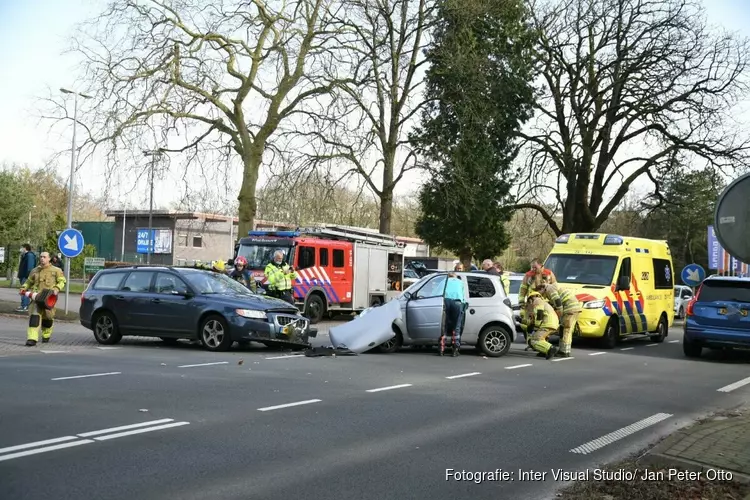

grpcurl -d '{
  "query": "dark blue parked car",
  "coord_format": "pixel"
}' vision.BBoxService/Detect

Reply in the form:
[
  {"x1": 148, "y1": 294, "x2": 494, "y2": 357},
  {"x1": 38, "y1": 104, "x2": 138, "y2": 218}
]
[
  {"x1": 683, "y1": 276, "x2": 750, "y2": 358},
  {"x1": 80, "y1": 266, "x2": 316, "y2": 352}
]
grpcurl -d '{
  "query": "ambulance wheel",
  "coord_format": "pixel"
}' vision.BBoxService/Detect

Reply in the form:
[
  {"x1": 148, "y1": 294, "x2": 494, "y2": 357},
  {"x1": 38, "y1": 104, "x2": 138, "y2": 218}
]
[
  {"x1": 650, "y1": 314, "x2": 668, "y2": 343},
  {"x1": 93, "y1": 311, "x2": 122, "y2": 345},
  {"x1": 305, "y1": 295, "x2": 325, "y2": 324},
  {"x1": 599, "y1": 317, "x2": 619, "y2": 349}
]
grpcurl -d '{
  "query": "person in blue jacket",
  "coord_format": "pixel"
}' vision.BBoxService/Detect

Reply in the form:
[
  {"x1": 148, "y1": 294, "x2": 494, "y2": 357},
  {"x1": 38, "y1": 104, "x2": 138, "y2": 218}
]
[
  {"x1": 439, "y1": 272, "x2": 467, "y2": 357},
  {"x1": 16, "y1": 244, "x2": 36, "y2": 312}
]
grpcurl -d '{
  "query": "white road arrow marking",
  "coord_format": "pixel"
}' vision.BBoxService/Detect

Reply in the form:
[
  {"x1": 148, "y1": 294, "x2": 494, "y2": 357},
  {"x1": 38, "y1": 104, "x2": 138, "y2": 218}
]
[{"x1": 63, "y1": 234, "x2": 79, "y2": 251}]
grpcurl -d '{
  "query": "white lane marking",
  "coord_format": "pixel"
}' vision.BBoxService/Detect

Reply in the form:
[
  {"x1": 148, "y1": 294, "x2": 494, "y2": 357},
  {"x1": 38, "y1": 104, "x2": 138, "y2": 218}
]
[
  {"x1": 265, "y1": 355, "x2": 305, "y2": 360},
  {"x1": 258, "y1": 399, "x2": 322, "y2": 412},
  {"x1": 78, "y1": 419, "x2": 175, "y2": 437},
  {"x1": 505, "y1": 364, "x2": 532, "y2": 370},
  {"x1": 570, "y1": 413, "x2": 673, "y2": 454},
  {"x1": 41, "y1": 350, "x2": 68, "y2": 354},
  {"x1": 552, "y1": 357, "x2": 575, "y2": 362},
  {"x1": 51, "y1": 372, "x2": 121, "y2": 381},
  {"x1": 668, "y1": 340, "x2": 680, "y2": 343},
  {"x1": 93, "y1": 421, "x2": 190, "y2": 441},
  {"x1": 177, "y1": 362, "x2": 228, "y2": 368},
  {"x1": 0, "y1": 436, "x2": 79, "y2": 455},
  {"x1": 445, "y1": 372, "x2": 481, "y2": 379},
  {"x1": 0, "y1": 440, "x2": 94, "y2": 462},
  {"x1": 96, "y1": 347, "x2": 121, "y2": 350},
  {"x1": 646, "y1": 344, "x2": 658, "y2": 347},
  {"x1": 620, "y1": 347, "x2": 634, "y2": 351},
  {"x1": 366, "y1": 384, "x2": 413, "y2": 393},
  {"x1": 588, "y1": 352, "x2": 606, "y2": 356},
  {"x1": 717, "y1": 376, "x2": 750, "y2": 393}
]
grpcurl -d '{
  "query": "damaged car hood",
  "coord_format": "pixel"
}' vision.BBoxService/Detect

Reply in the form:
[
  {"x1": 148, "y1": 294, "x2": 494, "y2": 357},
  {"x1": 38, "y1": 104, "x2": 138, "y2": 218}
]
[{"x1": 328, "y1": 299, "x2": 402, "y2": 354}]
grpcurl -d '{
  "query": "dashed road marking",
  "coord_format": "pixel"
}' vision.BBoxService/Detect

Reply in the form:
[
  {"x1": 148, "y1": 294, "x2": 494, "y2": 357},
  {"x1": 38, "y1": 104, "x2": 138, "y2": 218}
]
[
  {"x1": 51, "y1": 372, "x2": 121, "y2": 381},
  {"x1": 668, "y1": 340, "x2": 680, "y2": 344},
  {"x1": 588, "y1": 352, "x2": 606, "y2": 356},
  {"x1": 620, "y1": 347, "x2": 634, "y2": 351},
  {"x1": 257, "y1": 399, "x2": 322, "y2": 412},
  {"x1": 78, "y1": 419, "x2": 175, "y2": 437},
  {"x1": 569, "y1": 413, "x2": 673, "y2": 454},
  {"x1": 552, "y1": 357, "x2": 575, "y2": 362},
  {"x1": 92, "y1": 422, "x2": 190, "y2": 441},
  {"x1": 646, "y1": 344, "x2": 658, "y2": 347},
  {"x1": 445, "y1": 372, "x2": 481, "y2": 379},
  {"x1": 177, "y1": 362, "x2": 228, "y2": 368},
  {"x1": 717, "y1": 376, "x2": 750, "y2": 393},
  {"x1": 0, "y1": 439, "x2": 94, "y2": 462},
  {"x1": 366, "y1": 384, "x2": 413, "y2": 393},
  {"x1": 265, "y1": 354, "x2": 305, "y2": 360},
  {"x1": 0, "y1": 436, "x2": 79, "y2": 455},
  {"x1": 505, "y1": 364, "x2": 532, "y2": 370}
]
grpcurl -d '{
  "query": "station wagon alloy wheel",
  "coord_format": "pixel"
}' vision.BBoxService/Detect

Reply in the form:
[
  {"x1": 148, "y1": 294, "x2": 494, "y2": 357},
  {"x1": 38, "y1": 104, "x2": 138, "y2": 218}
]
[
  {"x1": 93, "y1": 312, "x2": 122, "y2": 345},
  {"x1": 202, "y1": 320, "x2": 225, "y2": 348}
]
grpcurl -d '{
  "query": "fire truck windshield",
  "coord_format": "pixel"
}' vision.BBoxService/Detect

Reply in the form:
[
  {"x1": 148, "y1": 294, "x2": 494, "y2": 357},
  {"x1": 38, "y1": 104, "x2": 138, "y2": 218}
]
[{"x1": 237, "y1": 243, "x2": 293, "y2": 269}]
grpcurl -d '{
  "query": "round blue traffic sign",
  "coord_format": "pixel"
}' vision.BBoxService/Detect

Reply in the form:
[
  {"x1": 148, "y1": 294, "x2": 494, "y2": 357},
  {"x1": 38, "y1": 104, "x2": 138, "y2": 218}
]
[
  {"x1": 58, "y1": 228, "x2": 85, "y2": 258},
  {"x1": 681, "y1": 264, "x2": 706, "y2": 287}
]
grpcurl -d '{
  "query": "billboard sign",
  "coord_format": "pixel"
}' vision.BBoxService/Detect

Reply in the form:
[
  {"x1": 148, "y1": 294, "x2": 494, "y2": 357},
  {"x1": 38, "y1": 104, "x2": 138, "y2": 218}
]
[{"x1": 136, "y1": 228, "x2": 173, "y2": 254}]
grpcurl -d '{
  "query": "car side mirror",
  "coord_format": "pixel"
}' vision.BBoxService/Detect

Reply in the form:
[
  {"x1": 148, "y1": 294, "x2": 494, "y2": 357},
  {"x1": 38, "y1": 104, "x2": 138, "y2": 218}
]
[
  {"x1": 616, "y1": 275, "x2": 630, "y2": 291},
  {"x1": 403, "y1": 291, "x2": 412, "y2": 300}
]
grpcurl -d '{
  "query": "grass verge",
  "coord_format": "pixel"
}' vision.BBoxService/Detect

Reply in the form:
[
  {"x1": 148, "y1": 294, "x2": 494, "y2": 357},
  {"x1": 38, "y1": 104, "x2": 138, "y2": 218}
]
[{"x1": 0, "y1": 300, "x2": 80, "y2": 322}]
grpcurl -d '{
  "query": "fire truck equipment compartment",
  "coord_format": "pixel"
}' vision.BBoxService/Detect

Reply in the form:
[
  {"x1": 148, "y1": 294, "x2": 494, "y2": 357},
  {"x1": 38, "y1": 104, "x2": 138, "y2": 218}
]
[{"x1": 328, "y1": 299, "x2": 402, "y2": 353}]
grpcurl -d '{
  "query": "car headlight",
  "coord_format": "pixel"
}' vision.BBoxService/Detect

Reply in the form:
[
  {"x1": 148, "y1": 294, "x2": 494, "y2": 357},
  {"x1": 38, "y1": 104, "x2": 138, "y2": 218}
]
[
  {"x1": 583, "y1": 300, "x2": 605, "y2": 309},
  {"x1": 235, "y1": 309, "x2": 267, "y2": 319}
]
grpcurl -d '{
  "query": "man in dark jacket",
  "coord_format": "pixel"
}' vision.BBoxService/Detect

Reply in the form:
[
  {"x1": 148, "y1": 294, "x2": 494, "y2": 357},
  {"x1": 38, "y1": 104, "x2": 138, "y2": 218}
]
[{"x1": 16, "y1": 244, "x2": 36, "y2": 312}]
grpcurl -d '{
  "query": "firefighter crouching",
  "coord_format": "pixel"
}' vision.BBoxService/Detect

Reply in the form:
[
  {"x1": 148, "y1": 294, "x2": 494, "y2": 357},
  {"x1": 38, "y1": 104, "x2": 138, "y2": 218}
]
[
  {"x1": 536, "y1": 283, "x2": 581, "y2": 358},
  {"x1": 520, "y1": 291, "x2": 559, "y2": 359},
  {"x1": 264, "y1": 251, "x2": 297, "y2": 305},
  {"x1": 20, "y1": 251, "x2": 66, "y2": 346}
]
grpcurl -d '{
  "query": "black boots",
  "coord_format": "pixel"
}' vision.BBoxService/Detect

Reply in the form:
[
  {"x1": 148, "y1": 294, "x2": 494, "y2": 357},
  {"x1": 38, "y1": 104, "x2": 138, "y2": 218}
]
[{"x1": 25, "y1": 339, "x2": 37, "y2": 346}]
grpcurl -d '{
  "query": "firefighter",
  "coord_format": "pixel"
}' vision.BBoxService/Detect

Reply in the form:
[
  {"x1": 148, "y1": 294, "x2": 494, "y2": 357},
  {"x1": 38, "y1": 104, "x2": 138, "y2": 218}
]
[
  {"x1": 439, "y1": 272, "x2": 466, "y2": 357},
  {"x1": 494, "y1": 261, "x2": 511, "y2": 295},
  {"x1": 518, "y1": 257, "x2": 557, "y2": 305},
  {"x1": 230, "y1": 256, "x2": 257, "y2": 292},
  {"x1": 210, "y1": 260, "x2": 227, "y2": 274},
  {"x1": 264, "y1": 250, "x2": 297, "y2": 304},
  {"x1": 20, "y1": 251, "x2": 66, "y2": 346},
  {"x1": 521, "y1": 290, "x2": 559, "y2": 359},
  {"x1": 536, "y1": 283, "x2": 581, "y2": 358}
]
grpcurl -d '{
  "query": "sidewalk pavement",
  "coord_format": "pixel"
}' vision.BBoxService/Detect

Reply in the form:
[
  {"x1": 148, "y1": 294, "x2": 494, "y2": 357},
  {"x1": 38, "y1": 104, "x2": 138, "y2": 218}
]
[{"x1": 643, "y1": 405, "x2": 750, "y2": 482}]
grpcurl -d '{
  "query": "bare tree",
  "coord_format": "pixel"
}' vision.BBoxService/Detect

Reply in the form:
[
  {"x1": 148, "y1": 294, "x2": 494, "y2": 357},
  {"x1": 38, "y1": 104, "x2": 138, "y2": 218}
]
[
  {"x1": 298, "y1": 0, "x2": 434, "y2": 233},
  {"x1": 515, "y1": 0, "x2": 750, "y2": 235},
  {"x1": 43, "y1": 0, "x2": 350, "y2": 237}
]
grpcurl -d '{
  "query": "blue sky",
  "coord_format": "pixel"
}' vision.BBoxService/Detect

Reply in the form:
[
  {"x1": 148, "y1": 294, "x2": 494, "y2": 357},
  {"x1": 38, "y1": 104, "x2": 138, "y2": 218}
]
[{"x1": 0, "y1": 0, "x2": 748, "y2": 210}]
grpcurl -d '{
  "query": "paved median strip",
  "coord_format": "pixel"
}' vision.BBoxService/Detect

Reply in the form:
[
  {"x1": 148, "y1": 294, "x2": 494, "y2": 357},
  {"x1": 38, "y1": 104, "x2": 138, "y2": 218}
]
[
  {"x1": 569, "y1": 413, "x2": 673, "y2": 455},
  {"x1": 177, "y1": 362, "x2": 229, "y2": 368},
  {"x1": 51, "y1": 372, "x2": 121, "y2": 381},
  {"x1": 257, "y1": 399, "x2": 322, "y2": 411},
  {"x1": 0, "y1": 418, "x2": 190, "y2": 462},
  {"x1": 717, "y1": 375, "x2": 750, "y2": 393}
]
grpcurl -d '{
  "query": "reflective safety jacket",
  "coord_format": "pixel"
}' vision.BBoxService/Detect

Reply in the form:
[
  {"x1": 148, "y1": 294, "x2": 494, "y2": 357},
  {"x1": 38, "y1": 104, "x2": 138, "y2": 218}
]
[
  {"x1": 500, "y1": 273, "x2": 510, "y2": 295},
  {"x1": 540, "y1": 283, "x2": 582, "y2": 316},
  {"x1": 518, "y1": 268, "x2": 557, "y2": 304},
  {"x1": 524, "y1": 295, "x2": 560, "y2": 332},
  {"x1": 23, "y1": 264, "x2": 66, "y2": 293},
  {"x1": 264, "y1": 262, "x2": 298, "y2": 291}
]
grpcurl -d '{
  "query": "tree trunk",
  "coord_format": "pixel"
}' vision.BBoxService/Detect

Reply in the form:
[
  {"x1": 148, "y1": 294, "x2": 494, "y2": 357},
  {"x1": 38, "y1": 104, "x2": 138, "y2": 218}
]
[
  {"x1": 237, "y1": 149, "x2": 263, "y2": 239},
  {"x1": 379, "y1": 188, "x2": 393, "y2": 235},
  {"x1": 459, "y1": 248, "x2": 472, "y2": 271},
  {"x1": 379, "y1": 147, "x2": 396, "y2": 234}
]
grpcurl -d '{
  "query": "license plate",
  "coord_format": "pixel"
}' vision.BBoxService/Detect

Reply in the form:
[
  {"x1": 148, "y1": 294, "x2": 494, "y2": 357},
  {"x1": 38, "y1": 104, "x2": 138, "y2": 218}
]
[
  {"x1": 719, "y1": 308, "x2": 727, "y2": 315},
  {"x1": 743, "y1": 310, "x2": 748, "y2": 317}
]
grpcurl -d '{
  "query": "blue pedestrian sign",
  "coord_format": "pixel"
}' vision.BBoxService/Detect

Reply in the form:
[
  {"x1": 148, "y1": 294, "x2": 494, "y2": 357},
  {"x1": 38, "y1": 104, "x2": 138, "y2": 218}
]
[
  {"x1": 58, "y1": 228, "x2": 85, "y2": 258},
  {"x1": 681, "y1": 264, "x2": 706, "y2": 287}
]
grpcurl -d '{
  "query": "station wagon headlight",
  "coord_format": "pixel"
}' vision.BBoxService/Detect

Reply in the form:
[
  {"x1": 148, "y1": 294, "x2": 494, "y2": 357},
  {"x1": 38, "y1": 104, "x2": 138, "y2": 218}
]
[
  {"x1": 583, "y1": 300, "x2": 605, "y2": 309},
  {"x1": 236, "y1": 309, "x2": 267, "y2": 319}
]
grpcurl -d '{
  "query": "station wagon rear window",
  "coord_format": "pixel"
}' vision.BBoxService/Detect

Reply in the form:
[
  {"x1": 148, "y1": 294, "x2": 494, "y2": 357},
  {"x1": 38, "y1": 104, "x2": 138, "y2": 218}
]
[
  {"x1": 698, "y1": 280, "x2": 750, "y2": 303},
  {"x1": 544, "y1": 254, "x2": 617, "y2": 286},
  {"x1": 93, "y1": 273, "x2": 127, "y2": 290}
]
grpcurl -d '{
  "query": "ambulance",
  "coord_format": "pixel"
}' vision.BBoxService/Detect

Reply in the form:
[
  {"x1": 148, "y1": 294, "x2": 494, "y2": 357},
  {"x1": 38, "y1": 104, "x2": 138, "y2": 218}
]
[
  {"x1": 233, "y1": 225, "x2": 405, "y2": 324},
  {"x1": 543, "y1": 233, "x2": 675, "y2": 348}
]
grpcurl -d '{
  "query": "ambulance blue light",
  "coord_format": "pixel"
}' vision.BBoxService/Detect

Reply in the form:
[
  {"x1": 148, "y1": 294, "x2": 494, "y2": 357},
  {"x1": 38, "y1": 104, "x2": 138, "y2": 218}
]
[
  {"x1": 556, "y1": 234, "x2": 570, "y2": 243},
  {"x1": 603, "y1": 235, "x2": 624, "y2": 245}
]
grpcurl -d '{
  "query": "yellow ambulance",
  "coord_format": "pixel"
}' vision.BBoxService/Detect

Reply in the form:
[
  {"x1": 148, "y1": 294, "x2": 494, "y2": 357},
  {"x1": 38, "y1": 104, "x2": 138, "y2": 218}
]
[{"x1": 543, "y1": 233, "x2": 675, "y2": 348}]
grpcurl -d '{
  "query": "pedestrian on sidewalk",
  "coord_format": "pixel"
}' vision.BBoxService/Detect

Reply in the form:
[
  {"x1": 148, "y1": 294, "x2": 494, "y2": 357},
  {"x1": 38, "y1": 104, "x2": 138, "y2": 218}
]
[
  {"x1": 20, "y1": 251, "x2": 66, "y2": 346},
  {"x1": 16, "y1": 244, "x2": 36, "y2": 312}
]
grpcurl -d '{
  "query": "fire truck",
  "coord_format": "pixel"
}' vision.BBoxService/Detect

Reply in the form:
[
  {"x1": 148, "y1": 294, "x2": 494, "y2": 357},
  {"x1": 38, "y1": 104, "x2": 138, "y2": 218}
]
[{"x1": 233, "y1": 225, "x2": 406, "y2": 323}]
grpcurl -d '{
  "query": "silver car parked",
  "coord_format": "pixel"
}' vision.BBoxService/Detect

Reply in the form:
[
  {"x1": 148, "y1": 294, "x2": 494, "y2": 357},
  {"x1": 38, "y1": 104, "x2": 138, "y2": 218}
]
[{"x1": 377, "y1": 271, "x2": 516, "y2": 357}]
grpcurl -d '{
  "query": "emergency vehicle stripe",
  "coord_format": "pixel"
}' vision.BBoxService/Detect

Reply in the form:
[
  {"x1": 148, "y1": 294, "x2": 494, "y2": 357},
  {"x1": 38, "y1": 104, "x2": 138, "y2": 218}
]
[
  {"x1": 629, "y1": 273, "x2": 648, "y2": 332},
  {"x1": 310, "y1": 268, "x2": 335, "y2": 303},
  {"x1": 622, "y1": 300, "x2": 640, "y2": 332},
  {"x1": 317, "y1": 267, "x2": 341, "y2": 303},
  {"x1": 300, "y1": 269, "x2": 330, "y2": 302}
]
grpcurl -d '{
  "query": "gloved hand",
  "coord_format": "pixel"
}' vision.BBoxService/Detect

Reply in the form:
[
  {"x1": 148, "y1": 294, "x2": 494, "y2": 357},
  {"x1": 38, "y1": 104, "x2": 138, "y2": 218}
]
[{"x1": 19, "y1": 288, "x2": 26, "y2": 296}]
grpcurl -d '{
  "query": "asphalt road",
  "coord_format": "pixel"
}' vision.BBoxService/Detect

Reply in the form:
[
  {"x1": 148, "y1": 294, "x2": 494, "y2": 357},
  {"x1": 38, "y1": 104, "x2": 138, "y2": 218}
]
[{"x1": 1, "y1": 317, "x2": 750, "y2": 500}]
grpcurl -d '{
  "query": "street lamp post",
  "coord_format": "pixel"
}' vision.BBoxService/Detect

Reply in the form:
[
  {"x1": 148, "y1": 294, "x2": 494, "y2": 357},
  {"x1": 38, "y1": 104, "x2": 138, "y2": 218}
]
[
  {"x1": 60, "y1": 88, "x2": 92, "y2": 314},
  {"x1": 143, "y1": 150, "x2": 163, "y2": 264}
]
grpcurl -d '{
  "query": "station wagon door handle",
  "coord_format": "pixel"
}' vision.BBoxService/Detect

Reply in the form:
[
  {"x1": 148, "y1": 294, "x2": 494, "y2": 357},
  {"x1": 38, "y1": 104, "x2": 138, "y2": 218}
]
[
  {"x1": 114, "y1": 295, "x2": 125, "y2": 300},
  {"x1": 151, "y1": 298, "x2": 161, "y2": 304}
]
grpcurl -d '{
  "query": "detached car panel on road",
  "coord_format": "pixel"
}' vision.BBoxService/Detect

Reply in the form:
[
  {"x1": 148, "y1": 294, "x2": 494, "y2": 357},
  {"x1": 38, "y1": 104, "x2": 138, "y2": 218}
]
[{"x1": 79, "y1": 266, "x2": 315, "y2": 352}]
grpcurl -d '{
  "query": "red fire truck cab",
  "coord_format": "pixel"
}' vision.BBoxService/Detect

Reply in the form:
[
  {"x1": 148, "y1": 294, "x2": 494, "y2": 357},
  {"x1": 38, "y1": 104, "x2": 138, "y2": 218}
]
[{"x1": 234, "y1": 225, "x2": 406, "y2": 323}]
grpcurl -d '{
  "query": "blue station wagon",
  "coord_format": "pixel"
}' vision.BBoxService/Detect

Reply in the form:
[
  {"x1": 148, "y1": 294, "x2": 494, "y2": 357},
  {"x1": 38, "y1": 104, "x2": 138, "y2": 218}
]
[
  {"x1": 683, "y1": 276, "x2": 750, "y2": 358},
  {"x1": 80, "y1": 266, "x2": 315, "y2": 352}
]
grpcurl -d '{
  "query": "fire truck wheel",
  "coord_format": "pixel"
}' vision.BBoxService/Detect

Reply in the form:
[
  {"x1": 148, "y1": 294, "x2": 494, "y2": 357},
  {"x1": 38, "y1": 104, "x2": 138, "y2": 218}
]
[{"x1": 305, "y1": 294, "x2": 325, "y2": 324}]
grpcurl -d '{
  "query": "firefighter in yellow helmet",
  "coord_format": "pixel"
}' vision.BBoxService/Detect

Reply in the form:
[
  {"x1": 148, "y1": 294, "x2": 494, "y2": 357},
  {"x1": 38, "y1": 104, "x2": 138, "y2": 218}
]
[
  {"x1": 210, "y1": 260, "x2": 226, "y2": 274},
  {"x1": 521, "y1": 290, "x2": 559, "y2": 359},
  {"x1": 20, "y1": 251, "x2": 66, "y2": 346},
  {"x1": 536, "y1": 283, "x2": 581, "y2": 358}
]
